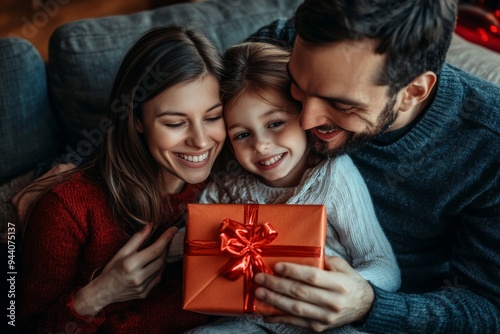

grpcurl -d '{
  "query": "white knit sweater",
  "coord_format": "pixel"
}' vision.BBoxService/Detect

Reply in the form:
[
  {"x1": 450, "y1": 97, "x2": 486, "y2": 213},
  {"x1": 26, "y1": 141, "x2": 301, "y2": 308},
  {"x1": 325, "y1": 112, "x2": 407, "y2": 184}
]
[{"x1": 191, "y1": 155, "x2": 400, "y2": 292}]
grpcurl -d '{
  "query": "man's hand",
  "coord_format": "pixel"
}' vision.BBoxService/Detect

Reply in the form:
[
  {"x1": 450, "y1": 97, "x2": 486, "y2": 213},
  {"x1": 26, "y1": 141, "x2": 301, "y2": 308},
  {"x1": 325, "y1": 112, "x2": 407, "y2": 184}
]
[{"x1": 254, "y1": 256, "x2": 374, "y2": 332}]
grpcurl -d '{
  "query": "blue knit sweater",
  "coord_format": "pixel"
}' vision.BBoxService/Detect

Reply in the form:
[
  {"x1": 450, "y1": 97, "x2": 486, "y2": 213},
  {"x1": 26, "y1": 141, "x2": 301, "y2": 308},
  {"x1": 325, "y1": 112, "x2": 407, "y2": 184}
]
[{"x1": 249, "y1": 18, "x2": 500, "y2": 333}]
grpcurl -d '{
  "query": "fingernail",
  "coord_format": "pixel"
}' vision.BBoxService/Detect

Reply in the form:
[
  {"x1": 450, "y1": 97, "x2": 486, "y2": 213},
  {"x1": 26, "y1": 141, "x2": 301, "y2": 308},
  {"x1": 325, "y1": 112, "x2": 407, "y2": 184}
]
[
  {"x1": 255, "y1": 273, "x2": 264, "y2": 284},
  {"x1": 255, "y1": 287, "x2": 265, "y2": 299},
  {"x1": 274, "y1": 263, "x2": 284, "y2": 273}
]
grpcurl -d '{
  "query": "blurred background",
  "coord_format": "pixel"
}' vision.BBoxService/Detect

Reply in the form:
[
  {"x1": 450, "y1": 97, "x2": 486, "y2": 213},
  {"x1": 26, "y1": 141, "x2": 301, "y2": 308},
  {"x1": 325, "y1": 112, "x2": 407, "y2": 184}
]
[
  {"x1": 0, "y1": 0, "x2": 203, "y2": 60},
  {"x1": 0, "y1": 0, "x2": 499, "y2": 61}
]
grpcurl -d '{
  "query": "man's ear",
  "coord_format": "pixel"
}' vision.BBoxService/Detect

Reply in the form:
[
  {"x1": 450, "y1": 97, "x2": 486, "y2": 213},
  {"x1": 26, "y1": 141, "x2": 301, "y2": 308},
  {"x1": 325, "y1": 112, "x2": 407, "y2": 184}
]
[
  {"x1": 399, "y1": 71, "x2": 437, "y2": 112},
  {"x1": 134, "y1": 117, "x2": 144, "y2": 133}
]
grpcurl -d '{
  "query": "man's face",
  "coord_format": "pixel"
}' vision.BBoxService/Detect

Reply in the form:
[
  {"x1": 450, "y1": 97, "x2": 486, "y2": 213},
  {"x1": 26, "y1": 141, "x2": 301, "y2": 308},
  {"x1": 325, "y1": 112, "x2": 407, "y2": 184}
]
[{"x1": 288, "y1": 37, "x2": 401, "y2": 158}]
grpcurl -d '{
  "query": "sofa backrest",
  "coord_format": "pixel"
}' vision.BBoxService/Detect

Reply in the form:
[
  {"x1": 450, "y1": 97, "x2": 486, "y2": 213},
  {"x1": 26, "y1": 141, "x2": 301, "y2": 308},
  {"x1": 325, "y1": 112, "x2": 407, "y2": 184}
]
[{"x1": 48, "y1": 0, "x2": 302, "y2": 149}]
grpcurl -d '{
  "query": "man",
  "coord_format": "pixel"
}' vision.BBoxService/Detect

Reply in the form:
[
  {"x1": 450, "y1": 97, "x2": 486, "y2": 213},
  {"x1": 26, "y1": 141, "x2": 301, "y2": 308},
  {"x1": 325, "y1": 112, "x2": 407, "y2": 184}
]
[{"x1": 249, "y1": 0, "x2": 500, "y2": 332}]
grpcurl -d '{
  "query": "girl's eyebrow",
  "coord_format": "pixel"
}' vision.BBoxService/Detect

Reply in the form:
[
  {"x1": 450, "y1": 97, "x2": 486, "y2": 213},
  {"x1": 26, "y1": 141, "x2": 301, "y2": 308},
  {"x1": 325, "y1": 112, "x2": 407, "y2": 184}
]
[
  {"x1": 156, "y1": 102, "x2": 223, "y2": 118},
  {"x1": 227, "y1": 108, "x2": 288, "y2": 131}
]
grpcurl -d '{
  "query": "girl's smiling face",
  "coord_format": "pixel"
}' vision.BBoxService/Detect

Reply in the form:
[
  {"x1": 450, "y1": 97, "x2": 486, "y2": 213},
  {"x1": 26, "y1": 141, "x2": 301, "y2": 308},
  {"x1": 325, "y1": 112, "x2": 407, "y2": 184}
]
[
  {"x1": 226, "y1": 89, "x2": 309, "y2": 188},
  {"x1": 136, "y1": 75, "x2": 226, "y2": 193}
]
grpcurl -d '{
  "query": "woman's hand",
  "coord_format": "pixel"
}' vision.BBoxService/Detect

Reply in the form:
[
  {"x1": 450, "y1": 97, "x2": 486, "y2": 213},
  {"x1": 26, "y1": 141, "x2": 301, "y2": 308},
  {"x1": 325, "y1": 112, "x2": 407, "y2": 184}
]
[
  {"x1": 254, "y1": 256, "x2": 374, "y2": 332},
  {"x1": 73, "y1": 224, "x2": 177, "y2": 316}
]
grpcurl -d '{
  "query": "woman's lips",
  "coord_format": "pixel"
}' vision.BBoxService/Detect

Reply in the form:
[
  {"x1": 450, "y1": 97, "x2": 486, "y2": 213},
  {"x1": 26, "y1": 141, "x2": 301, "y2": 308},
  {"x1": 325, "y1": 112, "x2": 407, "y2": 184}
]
[{"x1": 175, "y1": 150, "x2": 210, "y2": 168}]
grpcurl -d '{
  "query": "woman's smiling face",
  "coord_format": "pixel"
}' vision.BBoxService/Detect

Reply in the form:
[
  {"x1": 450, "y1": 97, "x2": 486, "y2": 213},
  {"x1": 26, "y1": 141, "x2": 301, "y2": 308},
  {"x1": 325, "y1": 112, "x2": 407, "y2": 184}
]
[{"x1": 136, "y1": 75, "x2": 226, "y2": 193}]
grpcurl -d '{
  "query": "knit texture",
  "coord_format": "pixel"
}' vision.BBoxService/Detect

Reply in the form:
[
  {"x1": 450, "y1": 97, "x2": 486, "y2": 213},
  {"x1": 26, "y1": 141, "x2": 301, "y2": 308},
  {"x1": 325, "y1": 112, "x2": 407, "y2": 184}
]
[
  {"x1": 19, "y1": 172, "x2": 209, "y2": 334},
  {"x1": 251, "y1": 18, "x2": 500, "y2": 333},
  {"x1": 193, "y1": 156, "x2": 400, "y2": 333}
]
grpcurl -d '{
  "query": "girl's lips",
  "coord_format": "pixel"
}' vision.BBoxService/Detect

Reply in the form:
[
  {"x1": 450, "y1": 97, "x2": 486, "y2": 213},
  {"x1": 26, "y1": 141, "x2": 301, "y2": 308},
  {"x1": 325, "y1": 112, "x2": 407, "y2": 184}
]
[
  {"x1": 255, "y1": 152, "x2": 287, "y2": 170},
  {"x1": 312, "y1": 127, "x2": 344, "y2": 141},
  {"x1": 175, "y1": 150, "x2": 210, "y2": 168}
]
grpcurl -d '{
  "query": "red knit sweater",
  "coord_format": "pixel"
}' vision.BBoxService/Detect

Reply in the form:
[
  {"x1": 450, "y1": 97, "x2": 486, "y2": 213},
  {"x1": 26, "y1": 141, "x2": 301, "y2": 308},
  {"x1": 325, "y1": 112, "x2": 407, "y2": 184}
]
[{"x1": 19, "y1": 172, "x2": 210, "y2": 333}]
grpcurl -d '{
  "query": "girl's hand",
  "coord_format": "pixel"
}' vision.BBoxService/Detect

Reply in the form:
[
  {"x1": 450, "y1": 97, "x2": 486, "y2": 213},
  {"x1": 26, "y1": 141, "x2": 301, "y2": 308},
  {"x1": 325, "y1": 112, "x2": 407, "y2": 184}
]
[{"x1": 73, "y1": 224, "x2": 177, "y2": 316}]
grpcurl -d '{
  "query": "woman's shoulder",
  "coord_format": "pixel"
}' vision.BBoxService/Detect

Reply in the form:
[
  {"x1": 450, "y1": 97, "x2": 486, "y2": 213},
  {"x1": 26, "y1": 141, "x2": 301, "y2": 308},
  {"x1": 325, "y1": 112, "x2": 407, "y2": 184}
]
[{"x1": 44, "y1": 171, "x2": 106, "y2": 206}]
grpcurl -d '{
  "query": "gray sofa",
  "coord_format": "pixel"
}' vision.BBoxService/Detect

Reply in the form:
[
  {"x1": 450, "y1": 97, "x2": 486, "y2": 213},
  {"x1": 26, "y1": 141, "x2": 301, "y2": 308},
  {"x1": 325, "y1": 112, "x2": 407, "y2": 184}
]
[{"x1": 1, "y1": 0, "x2": 500, "y2": 228}]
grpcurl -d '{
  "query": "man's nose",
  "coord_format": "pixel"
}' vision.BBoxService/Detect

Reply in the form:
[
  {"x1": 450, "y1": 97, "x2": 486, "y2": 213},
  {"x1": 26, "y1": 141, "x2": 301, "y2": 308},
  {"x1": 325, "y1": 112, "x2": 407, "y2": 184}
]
[{"x1": 300, "y1": 97, "x2": 326, "y2": 130}]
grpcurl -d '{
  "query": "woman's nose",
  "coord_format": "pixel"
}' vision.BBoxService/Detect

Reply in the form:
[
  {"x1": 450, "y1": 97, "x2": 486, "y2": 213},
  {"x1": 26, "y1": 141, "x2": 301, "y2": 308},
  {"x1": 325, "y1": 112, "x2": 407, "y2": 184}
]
[{"x1": 187, "y1": 125, "x2": 208, "y2": 148}]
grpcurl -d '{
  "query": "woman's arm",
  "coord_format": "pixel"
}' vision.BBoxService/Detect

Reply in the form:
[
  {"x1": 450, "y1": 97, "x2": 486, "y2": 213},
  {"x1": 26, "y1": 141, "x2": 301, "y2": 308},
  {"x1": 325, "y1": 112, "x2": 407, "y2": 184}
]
[{"x1": 19, "y1": 190, "x2": 176, "y2": 333}]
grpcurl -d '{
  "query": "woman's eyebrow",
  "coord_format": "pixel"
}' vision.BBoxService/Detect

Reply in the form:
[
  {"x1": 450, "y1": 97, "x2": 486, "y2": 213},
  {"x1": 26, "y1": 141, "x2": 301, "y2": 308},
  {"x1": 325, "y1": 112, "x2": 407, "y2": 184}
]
[{"x1": 156, "y1": 103, "x2": 222, "y2": 118}]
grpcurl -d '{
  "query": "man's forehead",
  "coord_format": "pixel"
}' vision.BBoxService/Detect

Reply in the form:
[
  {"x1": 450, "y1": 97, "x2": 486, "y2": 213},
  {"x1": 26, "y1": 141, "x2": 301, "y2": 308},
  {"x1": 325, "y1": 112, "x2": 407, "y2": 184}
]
[{"x1": 290, "y1": 37, "x2": 386, "y2": 88}]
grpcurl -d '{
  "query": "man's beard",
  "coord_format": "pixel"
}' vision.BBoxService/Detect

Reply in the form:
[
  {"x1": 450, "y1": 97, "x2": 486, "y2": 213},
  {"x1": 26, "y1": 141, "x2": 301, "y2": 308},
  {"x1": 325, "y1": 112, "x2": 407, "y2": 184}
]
[{"x1": 309, "y1": 96, "x2": 398, "y2": 158}]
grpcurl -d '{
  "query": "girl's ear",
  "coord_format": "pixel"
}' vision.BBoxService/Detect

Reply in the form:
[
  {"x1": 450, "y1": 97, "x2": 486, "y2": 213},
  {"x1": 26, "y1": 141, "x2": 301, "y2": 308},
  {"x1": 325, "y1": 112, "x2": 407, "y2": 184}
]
[
  {"x1": 399, "y1": 71, "x2": 437, "y2": 112},
  {"x1": 134, "y1": 117, "x2": 144, "y2": 133}
]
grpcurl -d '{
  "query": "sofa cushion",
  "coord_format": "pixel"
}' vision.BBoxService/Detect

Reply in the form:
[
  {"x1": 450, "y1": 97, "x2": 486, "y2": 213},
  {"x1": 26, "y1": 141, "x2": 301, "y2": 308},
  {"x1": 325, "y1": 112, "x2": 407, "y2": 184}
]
[
  {"x1": 0, "y1": 38, "x2": 60, "y2": 184},
  {"x1": 446, "y1": 33, "x2": 500, "y2": 85},
  {"x1": 48, "y1": 0, "x2": 302, "y2": 149}
]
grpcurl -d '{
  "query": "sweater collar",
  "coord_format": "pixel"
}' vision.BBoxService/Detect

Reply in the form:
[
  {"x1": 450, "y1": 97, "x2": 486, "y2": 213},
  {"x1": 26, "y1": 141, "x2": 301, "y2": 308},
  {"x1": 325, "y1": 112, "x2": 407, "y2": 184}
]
[{"x1": 364, "y1": 63, "x2": 463, "y2": 154}]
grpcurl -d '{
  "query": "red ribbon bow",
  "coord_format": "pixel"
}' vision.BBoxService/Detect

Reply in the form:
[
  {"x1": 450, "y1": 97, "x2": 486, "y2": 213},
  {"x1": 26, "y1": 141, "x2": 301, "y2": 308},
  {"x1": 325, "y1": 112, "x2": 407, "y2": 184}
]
[{"x1": 218, "y1": 205, "x2": 276, "y2": 281}]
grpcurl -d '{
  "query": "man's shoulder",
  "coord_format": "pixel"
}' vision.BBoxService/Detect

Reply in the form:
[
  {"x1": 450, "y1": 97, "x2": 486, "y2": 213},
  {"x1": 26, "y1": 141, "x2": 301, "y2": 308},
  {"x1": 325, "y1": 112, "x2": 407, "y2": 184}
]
[
  {"x1": 246, "y1": 17, "x2": 296, "y2": 45},
  {"x1": 442, "y1": 64, "x2": 500, "y2": 136}
]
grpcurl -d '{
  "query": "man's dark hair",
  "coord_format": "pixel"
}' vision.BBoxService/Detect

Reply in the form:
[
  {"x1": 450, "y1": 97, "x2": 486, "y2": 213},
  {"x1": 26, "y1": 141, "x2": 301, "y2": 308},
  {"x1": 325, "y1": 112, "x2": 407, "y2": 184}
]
[{"x1": 295, "y1": 0, "x2": 458, "y2": 95}]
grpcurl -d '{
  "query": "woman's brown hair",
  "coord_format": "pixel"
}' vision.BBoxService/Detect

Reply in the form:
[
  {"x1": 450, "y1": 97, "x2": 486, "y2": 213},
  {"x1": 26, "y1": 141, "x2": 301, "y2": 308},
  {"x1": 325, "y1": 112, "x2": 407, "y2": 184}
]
[{"x1": 22, "y1": 26, "x2": 223, "y2": 235}]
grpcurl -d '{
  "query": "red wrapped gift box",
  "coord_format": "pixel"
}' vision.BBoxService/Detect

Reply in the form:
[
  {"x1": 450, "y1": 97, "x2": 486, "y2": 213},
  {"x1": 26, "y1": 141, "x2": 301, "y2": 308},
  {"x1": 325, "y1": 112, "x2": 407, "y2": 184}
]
[{"x1": 183, "y1": 203, "x2": 326, "y2": 316}]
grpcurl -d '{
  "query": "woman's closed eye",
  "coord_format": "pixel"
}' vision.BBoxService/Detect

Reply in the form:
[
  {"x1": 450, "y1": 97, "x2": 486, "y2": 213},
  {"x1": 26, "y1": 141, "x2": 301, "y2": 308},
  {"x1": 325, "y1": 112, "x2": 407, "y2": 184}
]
[
  {"x1": 164, "y1": 122, "x2": 185, "y2": 128},
  {"x1": 205, "y1": 113, "x2": 223, "y2": 122}
]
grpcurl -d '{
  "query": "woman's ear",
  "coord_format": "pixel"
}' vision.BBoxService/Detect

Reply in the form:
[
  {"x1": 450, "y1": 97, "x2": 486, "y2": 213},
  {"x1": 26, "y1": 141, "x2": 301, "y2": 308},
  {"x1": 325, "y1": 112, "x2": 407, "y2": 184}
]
[
  {"x1": 399, "y1": 71, "x2": 437, "y2": 112},
  {"x1": 134, "y1": 117, "x2": 144, "y2": 133}
]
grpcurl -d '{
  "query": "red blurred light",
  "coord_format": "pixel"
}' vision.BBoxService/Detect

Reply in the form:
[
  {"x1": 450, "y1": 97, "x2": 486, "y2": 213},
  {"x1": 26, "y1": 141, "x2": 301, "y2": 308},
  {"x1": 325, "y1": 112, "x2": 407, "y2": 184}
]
[
  {"x1": 496, "y1": 10, "x2": 500, "y2": 18},
  {"x1": 478, "y1": 28, "x2": 489, "y2": 42},
  {"x1": 491, "y1": 25, "x2": 499, "y2": 33}
]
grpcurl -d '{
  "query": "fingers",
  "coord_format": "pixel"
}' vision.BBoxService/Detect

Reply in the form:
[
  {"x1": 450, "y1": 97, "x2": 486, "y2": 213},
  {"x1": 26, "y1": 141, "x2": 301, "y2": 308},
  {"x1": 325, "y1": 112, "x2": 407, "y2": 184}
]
[
  {"x1": 135, "y1": 226, "x2": 177, "y2": 264},
  {"x1": 324, "y1": 256, "x2": 354, "y2": 274},
  {"x1": 115, "y1": 224, "x2": 153, "y2": 259},
  {"x1": 263, "y1": 261, "x2": 345, "y2": 291}
]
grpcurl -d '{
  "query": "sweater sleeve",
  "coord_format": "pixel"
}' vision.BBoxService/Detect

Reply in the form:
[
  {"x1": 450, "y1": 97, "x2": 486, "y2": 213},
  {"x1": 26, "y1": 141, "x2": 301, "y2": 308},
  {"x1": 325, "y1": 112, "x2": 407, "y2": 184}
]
[
  {"x1": 359, "y1": 186, "x2": 500, "y2": 333},
  {"x1": 19, "y1": 191, "x2": 106, "y2": 333},
  {"x1": 327, "y1": 156, "x2": 401, "y2": 292}
]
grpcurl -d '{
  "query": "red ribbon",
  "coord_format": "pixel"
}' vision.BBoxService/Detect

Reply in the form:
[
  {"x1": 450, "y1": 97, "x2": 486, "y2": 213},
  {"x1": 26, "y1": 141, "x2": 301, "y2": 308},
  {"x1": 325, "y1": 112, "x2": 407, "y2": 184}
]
[{"x1": 186, "y1": 204, "x2": 321, "y2": 314}]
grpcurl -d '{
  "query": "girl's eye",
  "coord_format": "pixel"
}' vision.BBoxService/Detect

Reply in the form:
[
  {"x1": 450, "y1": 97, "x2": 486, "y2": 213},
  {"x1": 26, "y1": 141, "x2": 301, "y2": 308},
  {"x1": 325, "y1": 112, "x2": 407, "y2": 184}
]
[
  {"x1": 206, "y1": 114, "x2": 223, "y2": 122},
  {"x1": 233, "y1": 132, "x2": 250, "y2": 140},
  {"x1": 268, "y1": 121, "x2": 284, "y2": 129}
]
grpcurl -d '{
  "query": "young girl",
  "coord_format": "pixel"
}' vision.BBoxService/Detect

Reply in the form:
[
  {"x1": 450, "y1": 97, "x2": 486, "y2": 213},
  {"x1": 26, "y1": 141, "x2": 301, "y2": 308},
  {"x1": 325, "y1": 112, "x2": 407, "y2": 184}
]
[
  {"x1": 184, "y1": 42, "x2": 400, "y2": 333},
  {"x1": 18, "y1": 26, "x2": 226, "y2": 333}
]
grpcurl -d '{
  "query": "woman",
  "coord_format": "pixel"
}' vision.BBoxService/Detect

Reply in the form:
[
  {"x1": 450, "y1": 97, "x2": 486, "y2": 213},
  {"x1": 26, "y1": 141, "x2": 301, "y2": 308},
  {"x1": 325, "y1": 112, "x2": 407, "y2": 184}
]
[{"x1": 18, "y1": 26, "x2": 225, "y2": 333}]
